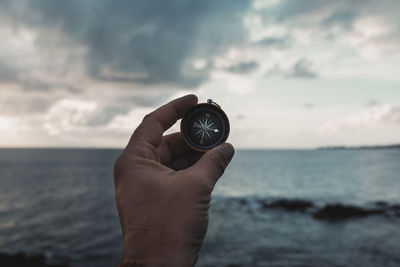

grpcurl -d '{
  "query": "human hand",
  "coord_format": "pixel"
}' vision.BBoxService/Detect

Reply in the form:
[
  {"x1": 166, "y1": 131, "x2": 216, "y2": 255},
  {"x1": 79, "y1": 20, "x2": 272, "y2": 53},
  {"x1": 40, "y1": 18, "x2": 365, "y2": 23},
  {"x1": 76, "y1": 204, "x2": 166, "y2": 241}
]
[{"x1": 114, "y1": 95, "x2": 235, "y2": 267}]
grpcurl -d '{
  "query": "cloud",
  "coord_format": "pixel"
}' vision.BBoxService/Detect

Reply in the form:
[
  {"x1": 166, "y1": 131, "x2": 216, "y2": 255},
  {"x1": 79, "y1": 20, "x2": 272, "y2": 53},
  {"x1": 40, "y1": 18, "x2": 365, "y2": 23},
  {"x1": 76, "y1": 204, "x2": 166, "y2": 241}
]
[
  {"x1": 0, "y1": 0, "x2": 250, "y2": 136},
  {"x1": 266, "y1": 58, "x2": 318, "y2": 79},
  {"x1": 0, "y1": 0, "x2": 400, "y2": 148},
  {"x1": 1, "y1": 0, "x2": 398, "y2": 92},
  {"x1": 225, "y1": 61, "x2": 259, "y2": 74},
  {"x1": 43, "y1": 99, "x2": 98, "y2": 135},
  {"x1": 0, "y1": 95, "x2": 52, "y2": 115},
  {"x1": 41, "y1": 89, "x2": 179, "y2": 133},
  {"x1": 270, "y1": 0, "x2": 400, "y2": 57},
  {"x1": 289, "y1": 59, "x2": 318, "y2": 79},
  {"x1": 107, "y1": 107, "x2": 155, "y2": 132},
  {"x1": 272, "y1": 0, "x2": 356, "y2": 23},
  {"x1": 0, "y1": 62, "x2": 19, "y2": 83},
  {"x1": 0, "y1": 0, "x2": 252, "y2": 88},
  {"x1": 303, "y1": 103, "x2": 315, "y2": 109},
  {"x1": 365, "y1": 99, "x2": 381, "y2": 107},
  {"x1": 0, "y1": 116, "x2": 23, "y2": 131},
  {"x1": 255, "y1": 36, "x2": 290, "y2": 47},
  {"x1": 321, "y1": 104, "x2": 400, "y2": 133}
]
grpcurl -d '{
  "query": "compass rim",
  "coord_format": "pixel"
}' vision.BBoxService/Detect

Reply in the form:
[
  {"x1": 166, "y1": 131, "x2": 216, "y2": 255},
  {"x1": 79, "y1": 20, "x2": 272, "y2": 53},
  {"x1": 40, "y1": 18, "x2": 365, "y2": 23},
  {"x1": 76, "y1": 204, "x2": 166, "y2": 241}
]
[{"x1": 180, "y1": 102, "x2": 230, "y2": 152}]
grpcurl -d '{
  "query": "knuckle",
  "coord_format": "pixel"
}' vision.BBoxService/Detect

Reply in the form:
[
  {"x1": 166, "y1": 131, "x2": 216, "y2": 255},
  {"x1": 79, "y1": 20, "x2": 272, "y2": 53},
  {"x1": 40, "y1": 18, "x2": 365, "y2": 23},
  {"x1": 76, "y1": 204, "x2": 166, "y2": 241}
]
[{"x1": 142, "y1": 113, "x2": 153, "y2": 122}]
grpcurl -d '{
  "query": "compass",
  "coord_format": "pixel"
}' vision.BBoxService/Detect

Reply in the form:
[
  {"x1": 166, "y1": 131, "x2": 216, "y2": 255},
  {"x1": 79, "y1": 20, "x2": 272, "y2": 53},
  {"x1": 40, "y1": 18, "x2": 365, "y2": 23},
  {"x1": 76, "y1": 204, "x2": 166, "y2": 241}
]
[{"x1": 181, "y1": 99, "x2": 230, "y2": 152}]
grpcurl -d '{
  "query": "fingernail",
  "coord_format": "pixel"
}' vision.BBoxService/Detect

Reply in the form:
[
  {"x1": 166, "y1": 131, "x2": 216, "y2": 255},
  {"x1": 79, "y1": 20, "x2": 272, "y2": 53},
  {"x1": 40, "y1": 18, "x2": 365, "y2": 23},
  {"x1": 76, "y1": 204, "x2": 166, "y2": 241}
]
[{"x1": 220, "y1": 143, "x2": 235, "y2": 163}]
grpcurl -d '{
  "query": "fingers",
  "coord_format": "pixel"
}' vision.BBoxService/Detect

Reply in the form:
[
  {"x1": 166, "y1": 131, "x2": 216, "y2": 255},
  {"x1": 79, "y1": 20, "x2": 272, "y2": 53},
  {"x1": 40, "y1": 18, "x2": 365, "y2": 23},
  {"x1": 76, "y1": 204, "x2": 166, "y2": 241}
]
[
  {"x1": 158, "y1": 131, "x2": 203, "y2": 169},
  {"x1": 188, "y1": 143, "x2": 235, "y2": 187},
  {"x1": 155, "y1": 132, "x2": 194, "y2": 165},
  {"x1": 154, "y1": 132, "x2": 187, "y2": 164},
  {"x1": 163, "y1": 132, "x2": 192, "y2": 158},
  {"x1": 170, "y1": 150, "x2": 203, "y2": 170},
  {"x1": 127, "y1": 94, "x2": 198, "y2": 150}
]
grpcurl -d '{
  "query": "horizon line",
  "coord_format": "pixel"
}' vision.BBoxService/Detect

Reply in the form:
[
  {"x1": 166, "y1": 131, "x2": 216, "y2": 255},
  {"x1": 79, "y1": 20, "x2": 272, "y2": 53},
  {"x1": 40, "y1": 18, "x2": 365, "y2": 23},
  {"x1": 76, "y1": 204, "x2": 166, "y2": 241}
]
[{"x1": 0, "y1": 143, "x2": 399, "y2": 150}]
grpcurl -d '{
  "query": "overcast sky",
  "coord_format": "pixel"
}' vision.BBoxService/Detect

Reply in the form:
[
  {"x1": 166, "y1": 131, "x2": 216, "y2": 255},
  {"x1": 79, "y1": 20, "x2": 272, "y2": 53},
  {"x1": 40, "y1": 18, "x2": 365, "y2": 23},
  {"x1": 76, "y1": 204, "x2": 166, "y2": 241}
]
[{"x1": 1, "y1": 0, "x2": 399, "y2": 148}]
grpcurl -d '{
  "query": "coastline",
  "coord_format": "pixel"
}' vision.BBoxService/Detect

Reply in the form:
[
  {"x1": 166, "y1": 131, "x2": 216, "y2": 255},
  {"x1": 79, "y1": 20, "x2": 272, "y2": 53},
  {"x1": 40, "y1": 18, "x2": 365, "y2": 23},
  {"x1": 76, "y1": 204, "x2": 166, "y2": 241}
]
[{"x1": 317, "y1": 144, "x2": 400, "y2": 150}]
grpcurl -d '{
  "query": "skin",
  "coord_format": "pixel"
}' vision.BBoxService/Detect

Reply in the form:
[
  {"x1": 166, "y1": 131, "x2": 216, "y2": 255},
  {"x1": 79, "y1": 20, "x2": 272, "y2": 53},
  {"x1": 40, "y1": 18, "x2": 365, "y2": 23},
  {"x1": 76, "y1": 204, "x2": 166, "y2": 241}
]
[{"x1": 114, "y1": 94, "x2": 235, "y2": 267}]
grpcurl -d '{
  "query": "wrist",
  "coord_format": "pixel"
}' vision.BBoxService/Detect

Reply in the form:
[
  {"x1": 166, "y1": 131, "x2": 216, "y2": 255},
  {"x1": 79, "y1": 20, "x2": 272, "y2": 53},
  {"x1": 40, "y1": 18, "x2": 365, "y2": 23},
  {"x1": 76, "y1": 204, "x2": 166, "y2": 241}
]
[{"x1": 120, "y1": 229, "x2": 197, "y2": 267}]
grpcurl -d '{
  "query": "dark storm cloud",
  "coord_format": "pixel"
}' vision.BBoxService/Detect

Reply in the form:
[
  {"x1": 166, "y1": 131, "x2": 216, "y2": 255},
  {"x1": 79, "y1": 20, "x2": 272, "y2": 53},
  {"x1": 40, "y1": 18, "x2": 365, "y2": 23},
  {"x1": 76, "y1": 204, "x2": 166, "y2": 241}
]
[
  {"x1": 0, "y1": 0, "x2": 251, "y2": 88},
  {"x1": 1, "y1": 0, "x2": 398, "y2": 92},
  {"x1": 0, "y1": 61, "x2": 80, "y2": 92},
  {"x1": 226, "y1": 61, "x2": 259, "y2": 74}
]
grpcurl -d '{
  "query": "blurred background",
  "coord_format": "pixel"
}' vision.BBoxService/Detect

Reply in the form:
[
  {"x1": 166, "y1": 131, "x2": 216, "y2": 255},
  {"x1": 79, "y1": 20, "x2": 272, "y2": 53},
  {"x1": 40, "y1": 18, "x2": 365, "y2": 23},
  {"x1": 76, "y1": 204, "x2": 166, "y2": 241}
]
[{"x1": 0, "y1": 0, "x2": 399, "y2": 266}]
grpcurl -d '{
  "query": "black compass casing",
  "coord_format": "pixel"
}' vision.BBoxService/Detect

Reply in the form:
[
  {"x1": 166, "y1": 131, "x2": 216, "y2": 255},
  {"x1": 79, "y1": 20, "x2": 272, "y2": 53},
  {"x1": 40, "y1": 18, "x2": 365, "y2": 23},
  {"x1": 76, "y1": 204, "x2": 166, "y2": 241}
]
[{"x1": 181, "y1": 100, "x2": 230, "y2": 152}]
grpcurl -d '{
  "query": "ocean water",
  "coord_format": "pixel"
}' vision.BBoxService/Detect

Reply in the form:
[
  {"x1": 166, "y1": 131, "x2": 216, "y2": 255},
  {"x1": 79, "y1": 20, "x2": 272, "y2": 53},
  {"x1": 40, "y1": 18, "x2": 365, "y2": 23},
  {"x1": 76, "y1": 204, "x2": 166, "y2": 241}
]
[{"x1": 0, "y1": 148, "x2": 399, "y2": 267}]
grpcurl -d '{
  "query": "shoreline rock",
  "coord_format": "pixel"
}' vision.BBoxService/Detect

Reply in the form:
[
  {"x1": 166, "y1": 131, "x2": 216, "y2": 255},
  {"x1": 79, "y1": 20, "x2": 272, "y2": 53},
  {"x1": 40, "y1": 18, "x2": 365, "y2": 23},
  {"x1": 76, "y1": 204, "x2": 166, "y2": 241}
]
[
  {"x1": 312, "y1": 204, "x2": 385, "y2": 221},
  {"x1": 260, "y1": 199, "x2": 314, "y2": 212}
]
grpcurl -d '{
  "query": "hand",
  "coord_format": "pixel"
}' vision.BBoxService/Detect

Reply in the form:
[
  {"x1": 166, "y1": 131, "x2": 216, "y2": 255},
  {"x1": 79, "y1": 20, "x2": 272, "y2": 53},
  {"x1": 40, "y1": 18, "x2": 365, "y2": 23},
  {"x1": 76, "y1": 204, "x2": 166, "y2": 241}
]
[{"x1": 114, "y1": 95, "x2": 235, "y2": 267}]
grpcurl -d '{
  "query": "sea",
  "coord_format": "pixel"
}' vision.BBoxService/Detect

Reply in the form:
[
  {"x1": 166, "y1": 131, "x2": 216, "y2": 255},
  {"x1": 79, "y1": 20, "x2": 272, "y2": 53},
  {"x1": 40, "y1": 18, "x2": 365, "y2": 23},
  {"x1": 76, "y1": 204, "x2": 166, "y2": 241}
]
[{"x1": 0, "y1": 148, "x2": 399, "y2": 267}]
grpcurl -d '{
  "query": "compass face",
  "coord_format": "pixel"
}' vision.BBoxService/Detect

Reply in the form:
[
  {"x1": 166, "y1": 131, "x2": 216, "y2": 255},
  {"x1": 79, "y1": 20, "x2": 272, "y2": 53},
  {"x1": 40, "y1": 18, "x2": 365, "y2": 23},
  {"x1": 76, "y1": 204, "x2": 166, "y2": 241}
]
[{"x1": 181, "y1": 103, "x2": 230, "y2": 151}]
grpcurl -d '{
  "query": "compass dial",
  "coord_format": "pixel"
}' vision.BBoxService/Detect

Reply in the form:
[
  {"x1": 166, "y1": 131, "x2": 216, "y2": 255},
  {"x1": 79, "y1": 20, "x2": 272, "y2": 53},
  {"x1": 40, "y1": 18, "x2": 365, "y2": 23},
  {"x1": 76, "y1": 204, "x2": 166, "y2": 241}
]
[{"x1": 181, "y1": 102, "x2": 230, "y2": 151}]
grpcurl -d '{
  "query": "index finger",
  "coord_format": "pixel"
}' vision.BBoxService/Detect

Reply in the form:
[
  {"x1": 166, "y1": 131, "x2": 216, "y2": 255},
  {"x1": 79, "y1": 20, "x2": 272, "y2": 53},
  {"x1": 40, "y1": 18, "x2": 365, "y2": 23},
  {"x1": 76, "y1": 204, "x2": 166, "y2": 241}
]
[{"x1": 127, "y1": 94, "x2": 198, "y2": 149}]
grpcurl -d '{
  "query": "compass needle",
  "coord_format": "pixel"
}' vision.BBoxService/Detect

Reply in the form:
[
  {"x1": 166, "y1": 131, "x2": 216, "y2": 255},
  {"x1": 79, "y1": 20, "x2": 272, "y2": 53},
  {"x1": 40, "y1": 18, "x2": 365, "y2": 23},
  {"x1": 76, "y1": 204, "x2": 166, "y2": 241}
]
[{"x1": 181, "y1": 99, "x2": 230, "y2": 151}]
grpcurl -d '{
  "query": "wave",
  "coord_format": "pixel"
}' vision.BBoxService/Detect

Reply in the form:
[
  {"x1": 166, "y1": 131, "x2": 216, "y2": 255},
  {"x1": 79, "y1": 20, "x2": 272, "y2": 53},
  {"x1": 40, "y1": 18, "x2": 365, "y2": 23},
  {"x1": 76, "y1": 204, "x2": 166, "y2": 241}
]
[{"x1": 215, "y1": 197, "x2": 400, "y2": 222}]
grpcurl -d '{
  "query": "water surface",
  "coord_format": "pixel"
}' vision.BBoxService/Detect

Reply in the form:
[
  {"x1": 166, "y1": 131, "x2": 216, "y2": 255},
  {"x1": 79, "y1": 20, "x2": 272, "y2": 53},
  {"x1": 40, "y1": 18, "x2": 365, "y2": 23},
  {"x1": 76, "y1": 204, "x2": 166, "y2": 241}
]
[{"x1": 0, "y1": 149, "x2": 399, "y2": 266}]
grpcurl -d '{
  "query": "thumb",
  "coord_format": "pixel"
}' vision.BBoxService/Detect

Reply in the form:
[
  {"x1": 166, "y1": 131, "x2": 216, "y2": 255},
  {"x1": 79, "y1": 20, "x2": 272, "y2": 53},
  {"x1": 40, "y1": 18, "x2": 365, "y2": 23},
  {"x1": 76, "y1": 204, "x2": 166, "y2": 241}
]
[{"x1": 189, "y1": 143, "x2": 235, "y2": 187}]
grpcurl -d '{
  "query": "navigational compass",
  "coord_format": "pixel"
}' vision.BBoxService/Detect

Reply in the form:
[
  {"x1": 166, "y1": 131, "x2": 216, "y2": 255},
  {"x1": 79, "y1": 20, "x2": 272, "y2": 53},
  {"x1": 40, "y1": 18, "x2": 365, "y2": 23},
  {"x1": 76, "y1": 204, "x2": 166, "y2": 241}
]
[{"x1": 181, "y1": 99, "x2": 230, "y2": 152}]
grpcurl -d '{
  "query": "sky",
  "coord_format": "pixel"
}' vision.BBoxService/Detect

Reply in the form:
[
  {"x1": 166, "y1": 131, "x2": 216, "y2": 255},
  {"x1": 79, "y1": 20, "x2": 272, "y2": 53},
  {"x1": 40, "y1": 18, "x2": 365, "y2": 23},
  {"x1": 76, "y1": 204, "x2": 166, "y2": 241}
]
[{"x1": 0, "y1": 0, "x2": 399, "y2": 149}]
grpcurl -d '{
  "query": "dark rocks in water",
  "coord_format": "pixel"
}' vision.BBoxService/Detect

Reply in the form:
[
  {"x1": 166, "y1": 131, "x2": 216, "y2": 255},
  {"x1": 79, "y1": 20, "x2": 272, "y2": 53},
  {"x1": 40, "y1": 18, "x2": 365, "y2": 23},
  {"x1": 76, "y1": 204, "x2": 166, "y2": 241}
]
[
  {"x1": 392, "y1": 204, "x2": 400, "y2": 210},
  {"x1": 312, "y1": 204, "x2": 385, "y2": 221},
  {"x1": 390, "y1": 205, "x2": 400, "y2": 217},
  {"x1": 239, "y1": 198, "x2": 248, "y2": 205},
  {"x1": 375, "y1": 201, "x2": 389, "y2": 207},
  {"x1": 261, "y1": 199, "x2": 314, "y2": 212},
  {"x1": 258, "y1": 198, "x2": 400, "y2": 220},
  {"x1": 374, "y1": 202, "x2": 400, "y2": 217},
  {"x1": 0, "y1": 252, "x2": 69, "y2": 267}
]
